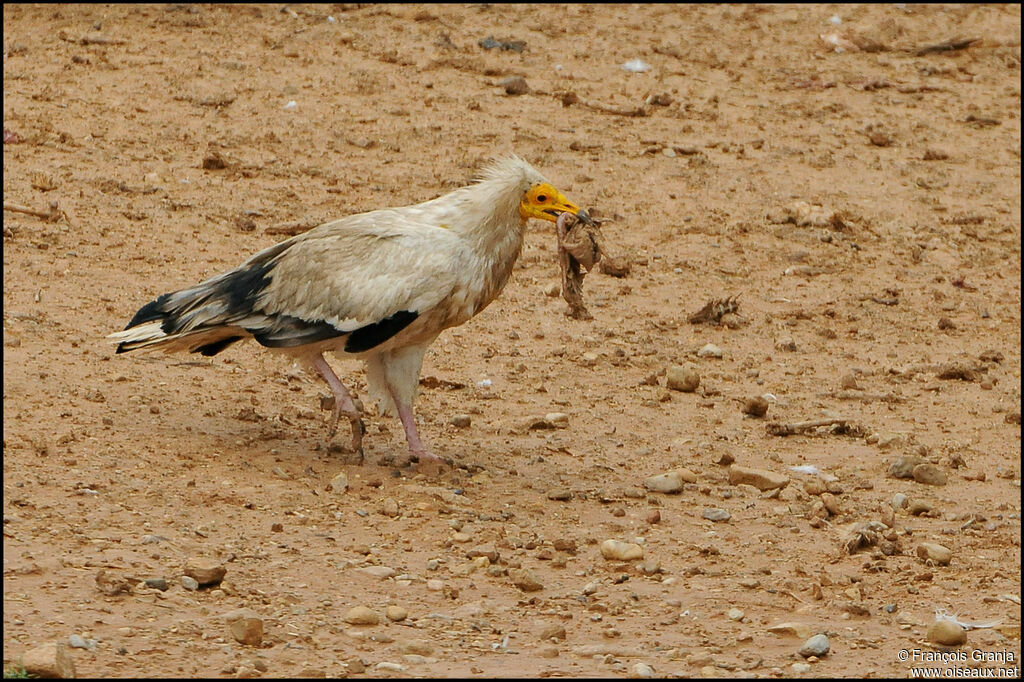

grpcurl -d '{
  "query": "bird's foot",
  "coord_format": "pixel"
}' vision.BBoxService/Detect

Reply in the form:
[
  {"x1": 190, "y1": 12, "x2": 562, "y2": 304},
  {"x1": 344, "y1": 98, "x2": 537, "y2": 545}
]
[
  {"x1": 321, "y1": 398, "x2": 365, "y2": 463},
  {"x1": 411, "y1": 447, "x2": 449, "y2": 475}
]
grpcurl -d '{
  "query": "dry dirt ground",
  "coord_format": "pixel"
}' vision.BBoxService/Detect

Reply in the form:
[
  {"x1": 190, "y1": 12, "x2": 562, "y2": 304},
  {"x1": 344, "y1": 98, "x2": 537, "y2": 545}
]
[{"x1": 3, "y1": 3, "x2": 1021, "y2": 679}]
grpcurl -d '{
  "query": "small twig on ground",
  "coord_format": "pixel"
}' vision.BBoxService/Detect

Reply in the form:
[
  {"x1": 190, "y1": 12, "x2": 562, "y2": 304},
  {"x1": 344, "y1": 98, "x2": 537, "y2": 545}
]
[
  {"x1": 556, "y1": 91, "x2": 649, "y2": 117},
  {"x1": 3, "y1": 200, "x2": 67, "y2": 223},
  {"x1": 766, "y1": 418, "x2": 851, "y2": 437},
  {"x1": 914, "y1": 37, "x2": 981, "y2": 56}
]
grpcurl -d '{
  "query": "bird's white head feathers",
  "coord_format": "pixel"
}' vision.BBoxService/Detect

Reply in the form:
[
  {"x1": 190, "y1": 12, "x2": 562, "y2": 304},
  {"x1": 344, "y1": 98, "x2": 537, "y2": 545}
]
[
  {"x1": 475, "y1": 154, "x2": 549, "y2": 190},
  {"x1": 459, "y1": 155, "x2": 583, "y2": 227}
]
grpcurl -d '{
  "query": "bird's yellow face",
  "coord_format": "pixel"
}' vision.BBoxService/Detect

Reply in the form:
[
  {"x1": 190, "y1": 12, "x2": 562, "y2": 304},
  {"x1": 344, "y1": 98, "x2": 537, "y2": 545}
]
[{"x1": 519, "y1": 182, "x2": 584, "y2": 223}]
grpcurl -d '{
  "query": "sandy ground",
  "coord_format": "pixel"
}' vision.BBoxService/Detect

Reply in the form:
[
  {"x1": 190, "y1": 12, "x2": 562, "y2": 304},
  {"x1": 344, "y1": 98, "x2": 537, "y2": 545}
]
[{"x1": 3, "y1": 3, "x2": 1021, "y2": 679}]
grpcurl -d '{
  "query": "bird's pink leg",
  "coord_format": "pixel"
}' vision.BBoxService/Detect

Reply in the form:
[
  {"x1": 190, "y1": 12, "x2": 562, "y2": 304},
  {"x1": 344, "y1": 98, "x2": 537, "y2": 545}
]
[
  {"x1": 386, "y1": 384, "x2": 440, "y2": 462},
  {"x1": 312, "y1": 353, "x2": 363, "y2": 453}
]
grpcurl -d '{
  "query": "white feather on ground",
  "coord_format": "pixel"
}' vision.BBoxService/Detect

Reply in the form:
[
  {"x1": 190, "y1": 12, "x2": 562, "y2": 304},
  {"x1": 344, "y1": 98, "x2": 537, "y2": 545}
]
[{"x1": 109, "y1": 155, "x2": 590, "y2": 464}]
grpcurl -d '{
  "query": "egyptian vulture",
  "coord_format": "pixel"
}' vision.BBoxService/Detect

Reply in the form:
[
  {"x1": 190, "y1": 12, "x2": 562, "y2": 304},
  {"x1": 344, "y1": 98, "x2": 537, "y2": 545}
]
[{"x1": 110, "y1": 156, "x2": 591, "y2": 463}]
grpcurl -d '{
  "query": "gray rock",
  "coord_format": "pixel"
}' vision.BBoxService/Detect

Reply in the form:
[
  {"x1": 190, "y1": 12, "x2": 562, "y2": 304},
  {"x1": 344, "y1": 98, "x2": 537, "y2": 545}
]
[
  {"x1": 888, "y1": 455, "x2": 926, "y2": 479},
  {"x1": 375, "y1": 662, "x2": 407, "y2": 672},
  {"x1": 666, "y1": 364, "x2": 700, "y2": 392},
  {"x1": 798, "y1": 633, "x2": 830, "y2": 657},
  {"x1": 632, "y1": 662, "x2": 655, "y2": 678},
  {"x1": 703, "y1": 508, "x2": 731, "y2": 522},
  {"x1": 181, "y1": 575, "x2": 200, "y2": 591},
  {"x1": 357, "y1": 565, "x2": 396, "y2": 579},
  {"x1": 67, "y1": 634, "x2": 94, "y2": 650},
  {"x1": 144, "y1": 577, "x2": 169, "y2": 591},
  {"x1": 697, "y1": 343, "x2": 723, "y2": 358},
  {"x1": 466, "y1": 543, "x2": 500, "y2": 563},
  {"x1": 916, "y1": 542, "x2": 952, "y2": 565},
  {"x1": 644, "y1": 471, "x2": 684, "y2": 494},
  {"x1": 330, "y1": 472, "x2": 348, "y2": 492}
]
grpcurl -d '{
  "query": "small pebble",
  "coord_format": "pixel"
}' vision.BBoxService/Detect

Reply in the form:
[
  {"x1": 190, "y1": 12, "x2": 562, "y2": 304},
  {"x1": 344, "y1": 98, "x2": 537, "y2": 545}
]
[
  {"x1": 742, "y1": 396, "x2": 769, "y2": 417},
  {"x1": 144, "y1": 577, "x2": 169, "y2": 591},
  {"x1": 230, "y1": 617, "x2": 264, "y2": 647},
  {"x1": 450, "y1": 414, "x2": 471, "y2": 428},
  {"x1": 386, "y1": 605, "x2": 408, "y2": 622},
  {"x1": 184, "y1": 557, "x2": 226, "y2": 587},
  {"x1": 927, "y1": 619, "x2": 967, "y2": 646},
  {"x1": 509, "y1": 567, "x2": 544, "y2": 592},
  {"x1": 644, "y1": 471, "x2": 684, "y2": 494},
  {"x1": 343, "y1": 606, "x2": 381, "y2": 625},
  {"x1": 888, "y1": 456, "x2": 925, "y2": 479},
  {"x1": 727, "y1": 608, "x2": 744, "y2": 621},
  {"x1": 622, "y1": 58, "x2": 651, "y2": 72},
  {"x1": 631, "y1": 662, "x2": 655, "y2": 678},
  {"x1": 330, "y1": 472, "x2": 348, "y2": 492},
  {"x1": 379, "y1": 497, "x2": 400, "y2": 517},
  {"x1": 703, "y1": 508, "x2": 731, "y2": 523},
  {"x1": 600, "y1": 540, "x2": 644, "y2": 561},
  {"x1": 798, "y1": 633, "x2": 830, "y2": 657},
  {"x1": 358, "y1": 565, "x2": 396, "y2": 579},
  {"x1": 908, "y1": 499, "x2": 933, "y2": 515},
  {"x1": 767, "y1": 622, "x2": 813, "y2": 639},
  {"x1": 916, "y1": 542, "x2": 952, "y2": 566},
  {"x1": 728, "y1": 465, "x2": 789, "y2": 491},
  {"x1": 67, "y1": 634, "x2": 92, "y2": 650},
  {"x1": 697, "y1": 343, "x2": 723, "y2": 358},
  {"x1": 912, "y1": 463, "x2": 947, "y2": 486},
  {"x1": 666, "y1": 365, "x2": 700, "y2": 392},
  {"x1": 499, "y1": 75, "x2": 529, "y2": 95},
  {"x1": 538, "y1": 625, "x2": 566, "y2": 641}
]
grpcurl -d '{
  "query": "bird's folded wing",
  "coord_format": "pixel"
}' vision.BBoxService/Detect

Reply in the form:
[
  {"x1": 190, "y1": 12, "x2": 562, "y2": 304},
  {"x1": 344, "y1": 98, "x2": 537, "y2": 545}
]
[{"x1": 252, "y1": 213, "x2": 469, "y2": 343}]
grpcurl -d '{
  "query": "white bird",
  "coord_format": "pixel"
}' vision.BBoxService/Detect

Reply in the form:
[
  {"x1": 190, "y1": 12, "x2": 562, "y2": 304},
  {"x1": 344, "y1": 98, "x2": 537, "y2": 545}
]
[{"x1": 109, "y1": 155, "x2": 591, "y2": 464}]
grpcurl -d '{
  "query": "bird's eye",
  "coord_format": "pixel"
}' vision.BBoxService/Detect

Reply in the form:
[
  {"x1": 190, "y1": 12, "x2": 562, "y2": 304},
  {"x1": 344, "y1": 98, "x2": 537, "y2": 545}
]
[{"x1": 536, "y1": 194, "x2": 548, "y2": 203}]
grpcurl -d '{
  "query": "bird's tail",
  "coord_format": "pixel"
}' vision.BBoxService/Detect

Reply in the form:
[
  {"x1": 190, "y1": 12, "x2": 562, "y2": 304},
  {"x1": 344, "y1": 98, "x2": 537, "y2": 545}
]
[{"x1": 108, "y1": 259, "x2": 278, "y2": 356}]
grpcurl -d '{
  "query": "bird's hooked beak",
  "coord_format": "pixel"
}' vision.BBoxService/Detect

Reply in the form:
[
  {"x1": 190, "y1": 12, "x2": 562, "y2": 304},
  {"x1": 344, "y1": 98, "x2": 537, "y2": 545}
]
[{"x1": 520, "y1": 182, "x2": 596, "y2": 226}]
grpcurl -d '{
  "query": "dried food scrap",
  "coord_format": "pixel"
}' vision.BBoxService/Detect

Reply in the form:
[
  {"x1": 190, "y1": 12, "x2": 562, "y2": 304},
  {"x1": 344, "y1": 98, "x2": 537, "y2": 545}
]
[{"x1": 555, "y1": 210, "x2": 627, "y2": 319}]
